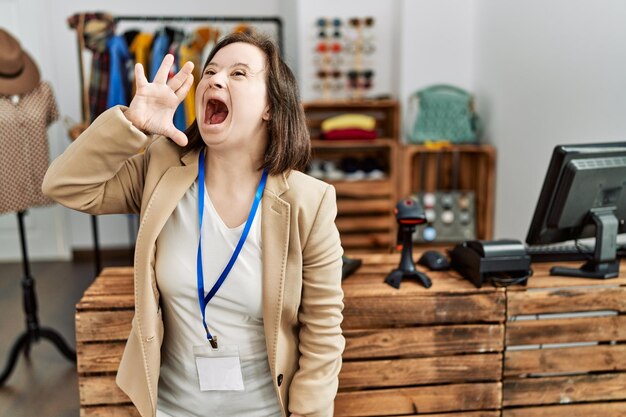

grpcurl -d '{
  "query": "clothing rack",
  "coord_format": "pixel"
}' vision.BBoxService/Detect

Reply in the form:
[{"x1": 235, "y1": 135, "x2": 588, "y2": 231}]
[
  {"x1": 69, "y1": 14, "x2": 282, "y2": 274},
  {"x1": 113, "y1": 15, "x2": 284, "y2": 54}
]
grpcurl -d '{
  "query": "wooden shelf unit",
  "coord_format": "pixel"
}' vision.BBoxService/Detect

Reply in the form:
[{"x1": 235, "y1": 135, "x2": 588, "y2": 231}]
[
  {"x1": 399, "y1": 144, "x2": 496, "y2": 241},
  {"x1": 303, "y1": 100, "x2": 400, "y2": 252},
  {"x1": 502, "y1": 262, "x2": 626, "y2": 417}
]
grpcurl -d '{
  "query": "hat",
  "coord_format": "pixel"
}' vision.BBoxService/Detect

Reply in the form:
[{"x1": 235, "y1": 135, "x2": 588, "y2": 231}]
[{"x1": 0, "y1": 28, "x2": 40, "y2": 95}]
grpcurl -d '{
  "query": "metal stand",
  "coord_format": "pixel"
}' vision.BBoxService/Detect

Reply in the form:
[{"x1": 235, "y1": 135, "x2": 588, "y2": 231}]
[
  {"x1": 0, "y1": 210, "x2": 76, "y2": 386},
  {"x1": 551, "y1": 209, "x2": 621, "y2": 279},
  {"x1": 90, "y1": 214, "x2": 101, "y2": 276}
]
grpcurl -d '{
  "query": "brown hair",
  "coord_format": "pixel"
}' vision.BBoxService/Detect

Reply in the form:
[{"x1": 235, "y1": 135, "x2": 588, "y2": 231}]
[{"x1": 184, "y1": 32, "x2": 310, "y2": 175}]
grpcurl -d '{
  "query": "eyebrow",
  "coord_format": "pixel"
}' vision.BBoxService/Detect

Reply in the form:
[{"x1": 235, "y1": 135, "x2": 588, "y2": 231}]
[{"x1": 205, "y1": 62, "x2": 253, "y2": 70}]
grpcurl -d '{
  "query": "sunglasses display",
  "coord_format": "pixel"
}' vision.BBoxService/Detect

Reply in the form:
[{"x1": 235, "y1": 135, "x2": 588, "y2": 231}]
[{"x1": 312, "y1": 16, "x2": 377, "y2": 100}]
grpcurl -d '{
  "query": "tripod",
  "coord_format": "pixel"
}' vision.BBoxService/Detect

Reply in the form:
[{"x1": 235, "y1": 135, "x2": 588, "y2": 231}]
[{"x1": 0, "y1": 210, "x2": 76, "y2": 386}]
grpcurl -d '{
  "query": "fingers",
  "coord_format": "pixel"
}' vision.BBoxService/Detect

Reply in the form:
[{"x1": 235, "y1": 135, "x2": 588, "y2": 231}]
[
  {"x1": 165, "y1": 125, "x2": 189, "y2": 147},
  {"x1": 134, "y1": 63, "x2": 148, "y2": 89},
  {"x1": 168, "y1": 61, "x2": 194, "y2": 92},
  {"x1": 175, "y1": 70, "x2": 195, "y2": 101},
  {"x1": 153, "y1": 54, "x2": 174, "y2": 84}
]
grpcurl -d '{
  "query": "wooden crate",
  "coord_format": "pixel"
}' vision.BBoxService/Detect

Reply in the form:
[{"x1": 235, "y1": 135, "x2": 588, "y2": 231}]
[
  {"x1": 336, "y1": 252, "x2": 505, "y2": 416},
  {"x1": 75, "y1": 267, "x2": 139, "y2": 417},
  {"x1": 502, "y1": 262, "x2": 626, "y2": 417},
  {"x1": 303, "y1": 100, "x2": 400, "y2": 252},
  {"x1": 399, "y1": 144, "x2": 496, "y2": 241}
]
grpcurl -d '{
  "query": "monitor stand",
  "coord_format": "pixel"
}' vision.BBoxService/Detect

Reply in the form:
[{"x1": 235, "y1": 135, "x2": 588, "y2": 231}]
[{"x1": 550, "y1": 209, "x2": 620, "y2": 279}]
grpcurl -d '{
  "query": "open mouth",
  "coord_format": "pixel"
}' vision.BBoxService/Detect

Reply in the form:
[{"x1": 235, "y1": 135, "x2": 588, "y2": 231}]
[{"x1": 205, "y1": 99, "x2": 229, "y2": 125}]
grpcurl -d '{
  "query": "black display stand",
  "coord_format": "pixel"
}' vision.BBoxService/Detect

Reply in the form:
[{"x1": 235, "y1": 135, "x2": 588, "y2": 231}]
[
  {"x1": 0, "y1": 210, "x2": 76, "y2": 386},
  {"x1": 90, "y1": 214, "x2": 101, "y2": 276}
]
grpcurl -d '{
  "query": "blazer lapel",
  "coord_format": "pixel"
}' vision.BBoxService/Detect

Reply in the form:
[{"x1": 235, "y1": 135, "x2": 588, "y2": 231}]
[
  {"x1": 134, "y1": 149, "x2": 200, "y2": 314},
  {"x1": 261, "y1": 173, "x2": 290, "y2": 373}
]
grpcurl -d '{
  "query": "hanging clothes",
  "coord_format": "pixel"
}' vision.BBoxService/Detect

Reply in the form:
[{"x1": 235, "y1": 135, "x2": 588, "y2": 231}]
[
  {"x1": 67, "y1": 12, "x2": 115, "y2": 122},
  {"x1": 0, "y1": 82, "x2": 59, "y2": 213},
  {"x1": 106, "y1": 35, "x2": 131, "y2": 108},
  {"x1": 129, "y1": 32, "x2": 154, "y2": 95},
  {"x1": 179, "y1": 42, "x2": 199, "y2": 126},
  {"x1": 180, "y1": 26, "x2": 213, "y2": 126},
  {"x1": 150, "y1": 31, "x2": 171, "y2": 81}
]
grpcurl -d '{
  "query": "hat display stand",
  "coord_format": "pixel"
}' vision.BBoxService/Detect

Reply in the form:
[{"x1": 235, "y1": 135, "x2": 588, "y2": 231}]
[{"x1": 0, "y1": 211, "x2": 76, "y2": 386}]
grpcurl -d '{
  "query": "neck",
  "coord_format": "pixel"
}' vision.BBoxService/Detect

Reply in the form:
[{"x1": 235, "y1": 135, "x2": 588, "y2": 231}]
[{"x1": 204, "y1": 148, "x2": 264, "y2": 191}]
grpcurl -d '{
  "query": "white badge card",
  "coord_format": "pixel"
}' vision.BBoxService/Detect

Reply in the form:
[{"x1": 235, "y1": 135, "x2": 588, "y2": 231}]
[{"x1": 193, "y1": 344, "x2": 244, "y2": 391}]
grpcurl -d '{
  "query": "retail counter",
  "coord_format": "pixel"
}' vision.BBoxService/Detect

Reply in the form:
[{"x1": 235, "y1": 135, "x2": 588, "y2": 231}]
[{"x1": 75, "y1": 253, "x2": 626, "y2": 417}]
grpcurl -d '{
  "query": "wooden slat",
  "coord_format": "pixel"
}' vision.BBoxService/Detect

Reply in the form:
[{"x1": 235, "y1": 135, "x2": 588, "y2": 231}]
[
  {"x1": 77, "y1": 342, "x2": 126, "y2": 373},
  {"x1": 76, "y1": 311, "x2": 133, "y2": 342},
  {"x1": 507, "y1": 286, "x2": 626, "y2": 316},
  {"x1": 336, "y1": 216, "x2": 391, "y2": 232},
  {"x1": 503, "y1": 372, "x2": 626, "y2": 407},
  {"x1": 339, "y1": 353, "x2": 502, "y2": 388},
  {"x1": 333, "y1": 180, "x2": 393, "y2": 198},
  {"x1": 76, "y1": 295, "x2": 135, "y2": 310},
  {"x1": 502, "y1": 402, "x2": 626, "y2": 417},
  {"x1": 340, "y1": 232, "x2": 391, "y2": 248},
  {"x1": 79, "y1": 375, "x2": 130, "y2": 406},
  {"x1": 344, "y1": 324, "x2": 503, "y2": 359},
  {"x1": 97, "y1": 267, "x2": 133, "y2": 276},
  {"x1": 83, "y1": 275, "x2": 132, "y2": 292},
  {"x1": 81, "y1": 405, "x2": 139, "y2": 417},
  {"x1": 334, "y1": 382, "x2": 501, "y2": 416},
  {"x1": 391, "y1": 413, "x2": 500, "y2": 417},
  {"x1": 337, "y1": 198, "x2": 392, "y2": 214},
  {"x1": 341, "y1": 269, "x2": 501, "y2": 296},
  {"x1": 506, "y1": 315, "x2": 626, "y2": 346},
  {"x1": 343, "y1": 293, "x2": 505, "y2": 328},
  {"x1": 310, "y1": 138, "x2": 396, "y2": 149},
  {"x1": 505, "y1": 344, "x2": 626, "y2": 376},
  {"x1": 511, "y1": 262, "x2": 626, "y2": 289}
]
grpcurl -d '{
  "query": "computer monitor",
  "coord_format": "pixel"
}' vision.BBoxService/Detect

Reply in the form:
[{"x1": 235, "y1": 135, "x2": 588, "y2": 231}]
[{"x1": 526, "y1": 142, "x2": 626, "y2": 278}]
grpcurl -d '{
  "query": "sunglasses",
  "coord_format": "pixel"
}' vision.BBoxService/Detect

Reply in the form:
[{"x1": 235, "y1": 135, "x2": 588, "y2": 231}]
[
  {"x1": 315, "y1": 41, "x2": 342, "y2": 54},
  {"x1": 317, "y1": 69, "x2": 342, "y2": 79},
  {"x1": 348, "y1": 17, "x2": 375, "y2": 28},
  {"x1": 346, "y1": 70, "x2": 374, "y2": 89}
]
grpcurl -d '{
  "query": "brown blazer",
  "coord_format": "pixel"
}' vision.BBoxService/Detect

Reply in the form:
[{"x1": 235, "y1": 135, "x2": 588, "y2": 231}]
[{"x1": 42, "y1": 107, "x2": 345, "y2": 417}]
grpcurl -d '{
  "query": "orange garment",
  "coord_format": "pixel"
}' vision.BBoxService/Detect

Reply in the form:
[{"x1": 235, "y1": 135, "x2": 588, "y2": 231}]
[
  {"x1": 129, "y1": 33, "x2": 153, "y2": 95},
  {"x1": 178, "y1": 43, "x2": 200, "y2": 126}
]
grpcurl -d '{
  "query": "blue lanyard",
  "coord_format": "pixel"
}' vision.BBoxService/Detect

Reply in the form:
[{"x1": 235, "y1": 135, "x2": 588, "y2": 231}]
[{"x1": 196, "y1": 150, "x2": 268, "y2": 348}]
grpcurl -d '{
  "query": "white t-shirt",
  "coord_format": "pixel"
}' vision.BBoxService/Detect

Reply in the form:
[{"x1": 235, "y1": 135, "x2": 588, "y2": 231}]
[{"x1": 155, "y1": 180, "x2": 281, "y2": 417}]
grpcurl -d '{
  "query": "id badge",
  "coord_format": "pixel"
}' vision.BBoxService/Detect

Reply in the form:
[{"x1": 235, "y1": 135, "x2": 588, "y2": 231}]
[{"x1": 193, "y1": 344, "x2": 244, "y2": 391}]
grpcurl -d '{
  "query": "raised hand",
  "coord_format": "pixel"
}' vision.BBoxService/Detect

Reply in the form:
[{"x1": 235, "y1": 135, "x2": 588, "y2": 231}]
[{"x1": 124, "y1": 54, "x2": 194, "y2": 146}]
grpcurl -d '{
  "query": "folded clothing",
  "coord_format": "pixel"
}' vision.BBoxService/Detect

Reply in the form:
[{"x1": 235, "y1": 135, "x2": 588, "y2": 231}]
[
  {"x1": 321, "y1": 113, "x2": 376, "y2": 132},
  {"x1": 322, "y1": 128, "x2": 378, "y2": 140}
]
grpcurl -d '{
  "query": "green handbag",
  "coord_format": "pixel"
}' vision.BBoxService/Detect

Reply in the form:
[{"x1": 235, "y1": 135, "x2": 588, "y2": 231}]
[{"x1": 408, "y1": 84, "x2": 480, "y2": 144}]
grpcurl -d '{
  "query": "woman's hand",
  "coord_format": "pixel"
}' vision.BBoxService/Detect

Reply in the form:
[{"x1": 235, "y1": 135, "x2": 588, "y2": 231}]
[
  {"x1": 125, "y1": 54, "x2": 194, "y2": 146},
  {"x1": 290, "y1": 414, "x2": 304, "y2": 417}
]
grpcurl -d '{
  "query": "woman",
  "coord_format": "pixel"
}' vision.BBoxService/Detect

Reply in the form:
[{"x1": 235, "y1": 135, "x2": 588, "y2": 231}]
[{"x1": 43, "y1": 32, "x2": 344, "y2": 417}]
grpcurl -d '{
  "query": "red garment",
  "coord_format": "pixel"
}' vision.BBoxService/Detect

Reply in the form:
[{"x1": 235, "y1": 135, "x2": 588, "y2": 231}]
[{"x1": 321, "y1": 128, "x2": 377, "y2": 140}]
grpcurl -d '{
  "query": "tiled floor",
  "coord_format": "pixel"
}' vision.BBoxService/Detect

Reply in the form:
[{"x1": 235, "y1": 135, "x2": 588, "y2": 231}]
[{"x1": 0, "y1": 259, "x2": 130, "y2": 417}]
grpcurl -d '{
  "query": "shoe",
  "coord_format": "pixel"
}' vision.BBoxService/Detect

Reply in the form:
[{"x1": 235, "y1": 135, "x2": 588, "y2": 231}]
[
  {"x1": 307, "y1": 159, "x2": 325, "y2": 179},
  {"x1": 325, "y1": 160, "x2": 345, "y2": 180}
]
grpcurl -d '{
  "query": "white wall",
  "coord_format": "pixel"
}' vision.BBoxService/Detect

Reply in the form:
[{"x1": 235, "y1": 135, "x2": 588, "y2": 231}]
[
  {"x1": 399, "y1": 0, "x2": 474, "y2": 137},
  {"x1": 474, "y1": 0, "x2": 626, "y2": 240},
  {"x1": 2, "y1": 0, "x2": 625, "y2": 260}
]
